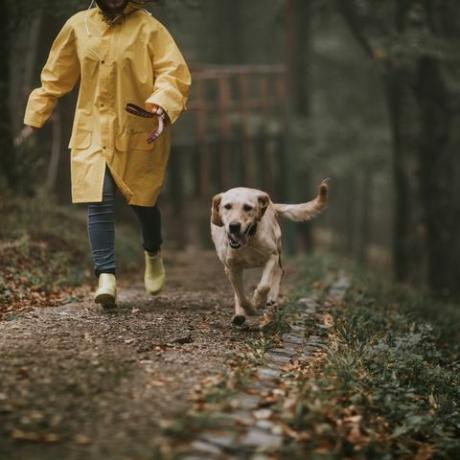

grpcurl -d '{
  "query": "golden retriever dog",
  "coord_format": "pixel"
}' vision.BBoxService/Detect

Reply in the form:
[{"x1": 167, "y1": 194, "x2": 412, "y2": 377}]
[{"x1": 211, "y1": 180, "x2": 328, "y2": 325}]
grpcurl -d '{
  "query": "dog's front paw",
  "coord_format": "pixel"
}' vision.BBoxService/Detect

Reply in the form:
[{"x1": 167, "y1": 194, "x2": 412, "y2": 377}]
[
  {"x1": 253, "y1": 286, "x2": 270, "y2": 310},
  {"x1": 266, "y1": 293, "x2": 280, "y2": 307},
  {"x1": 232, "y1": 314, "x2": 246, "y2": 326}
]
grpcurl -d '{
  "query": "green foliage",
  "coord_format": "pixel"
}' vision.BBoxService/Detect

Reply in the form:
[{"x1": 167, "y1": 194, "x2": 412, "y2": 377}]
[
  {"x1": 334, "y1": 307, "x2": 459, "y2": 455},
  {"x1": 289, "y1": 256, "x2": 460, "y2": 458}
]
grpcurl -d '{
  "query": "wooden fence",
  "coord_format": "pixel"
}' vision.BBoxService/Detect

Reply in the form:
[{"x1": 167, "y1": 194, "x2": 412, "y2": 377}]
[{"x1": 162, "y1": 64, "x2": 293, "y2": 248}]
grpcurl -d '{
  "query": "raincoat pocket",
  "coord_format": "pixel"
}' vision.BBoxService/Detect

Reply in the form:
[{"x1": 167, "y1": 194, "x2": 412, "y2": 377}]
[
  {"x1": 115, "y1": 132, "x2": 155, "y2": 152},
  {"x1": 68, "y1": 129, "x2": 92, "y2": 149},
  {"x1": 125, "y1": 112, "x2": 159, "y2": 136}
]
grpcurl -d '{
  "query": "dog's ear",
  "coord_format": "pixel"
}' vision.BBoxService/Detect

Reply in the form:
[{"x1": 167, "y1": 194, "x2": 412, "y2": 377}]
[
  {"x1": 211, "y1": 193, "x2": 223, "y2": 227},
  {"x1": 257, "y1": 193, "x2": 270, "y2": 220}
]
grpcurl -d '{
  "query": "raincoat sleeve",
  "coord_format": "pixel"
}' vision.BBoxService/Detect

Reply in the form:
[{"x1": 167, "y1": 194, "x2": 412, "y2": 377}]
[
  {"x1": 24, "y1": 19, "x2": 80, "y2": 128},
  {"x1": 145, "y1": 23, "x2": 191, "y2": 124}
]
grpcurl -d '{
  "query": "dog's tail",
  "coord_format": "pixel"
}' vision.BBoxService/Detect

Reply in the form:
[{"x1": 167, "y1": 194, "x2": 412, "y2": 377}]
[{"x1": 273, "y1": 179, "x2": 329, "y2": 222}]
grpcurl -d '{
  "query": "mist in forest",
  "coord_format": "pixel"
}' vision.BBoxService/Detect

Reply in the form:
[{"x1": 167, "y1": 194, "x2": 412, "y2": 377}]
[{"x1": 1, "y1": 0, "x2": 460, "y2": 298}]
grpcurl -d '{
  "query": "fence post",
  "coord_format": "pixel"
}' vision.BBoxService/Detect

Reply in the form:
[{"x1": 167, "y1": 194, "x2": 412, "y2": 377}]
[
  {"x1": 258, "y1": 73, "x2": 275, "y2": 193},
  {"x1": 237, "y1": 72, "x2": 256, "y2": 186},
  {"x1": 217, "y1": 74, "x2": 232, "y2": 191},
  {"x1": 194, "y1": 78, "x2": 211, "y2": 198}
]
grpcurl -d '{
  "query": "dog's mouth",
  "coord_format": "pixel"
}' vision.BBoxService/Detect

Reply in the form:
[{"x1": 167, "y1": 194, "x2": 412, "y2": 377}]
[
  {"x1": 226, "y1": 222, "x2": 257, "y2": 250},
  {"x1": 227, "y1": 233, "x2": 246, "y2": 249}
]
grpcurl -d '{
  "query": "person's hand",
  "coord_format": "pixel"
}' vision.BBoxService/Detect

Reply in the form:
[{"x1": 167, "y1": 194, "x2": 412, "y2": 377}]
[
  {"x1": 144, "y1": 103, "x2": 167, "y2": 143},
  {"x1": 14, "y1": 125, "x2": 37, "y2": 147},
  {"x1": 145, "y1": 103, "x2": 168, "y2": 121}
]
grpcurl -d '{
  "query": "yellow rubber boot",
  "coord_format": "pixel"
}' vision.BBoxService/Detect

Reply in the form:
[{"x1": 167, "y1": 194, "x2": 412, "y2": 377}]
[
  {"x1": 94, "y1": 273, "x2": 117, "y2": 308},
  {"x1": 144, "y1": 251, "x2": 165, "y2": 295}
]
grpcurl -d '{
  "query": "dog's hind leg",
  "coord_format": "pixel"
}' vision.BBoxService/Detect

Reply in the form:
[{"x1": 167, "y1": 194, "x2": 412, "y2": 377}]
[
  {"x1": 225, "y1": 267, "x2": 256, "y2": 325},
  {"x1": 253, "y1": 255, "x2": 278, "y2": 309}
]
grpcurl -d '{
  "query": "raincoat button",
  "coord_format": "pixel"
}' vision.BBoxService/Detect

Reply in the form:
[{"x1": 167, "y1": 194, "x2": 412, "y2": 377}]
[{"x1": 101, "y1": 60, "x2": 105, "y2": 64}]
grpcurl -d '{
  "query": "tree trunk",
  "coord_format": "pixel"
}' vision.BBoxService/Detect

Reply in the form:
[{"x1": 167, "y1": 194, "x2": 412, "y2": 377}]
[
  {"x1": 385, "y1": 69, "x2": 411, "y2": 281},
  {"x1": 358, "y1": 167, "x2": 373, "y2": 264},
  {"x1": 9, "y1": 14, "x2": 42, "y2": 136},
  {"x1": 286, "y1": 0, "x2": 314, "y2": 252},
  {"x1": 383, "y1": 66, "x2": 427, "y2": 285},
  {"x1": 415, "y1": 57, "x2": 460, "y2": 297},
  {"x1": 0, "y1": 1, "x2": 16, "y2": 190},
  {"x1": 343, "y1": 175, "x2": 356, "y2": 254},
  {"x1": 286, "y1": 0, "x2": 311, "y2": 115}
]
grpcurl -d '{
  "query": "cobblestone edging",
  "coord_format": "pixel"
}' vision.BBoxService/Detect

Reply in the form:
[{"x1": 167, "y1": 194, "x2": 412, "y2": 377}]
[{"x1": 178, "y1": 275, "x2": 350, "y2": 459}]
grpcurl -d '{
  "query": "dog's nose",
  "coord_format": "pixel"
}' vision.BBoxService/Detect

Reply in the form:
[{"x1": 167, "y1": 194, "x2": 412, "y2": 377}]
[{"x1": 229, "y1": 222, "x2": 241, "y2": 234}]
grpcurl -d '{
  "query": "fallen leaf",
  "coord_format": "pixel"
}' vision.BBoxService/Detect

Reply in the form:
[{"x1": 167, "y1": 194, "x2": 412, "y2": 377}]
[
  {"x1": 74, "y1": 434, "x2": 91, "y2": 445},
  {"x1": 253, "y1": 409, "x2": 272, "y2": 420}
]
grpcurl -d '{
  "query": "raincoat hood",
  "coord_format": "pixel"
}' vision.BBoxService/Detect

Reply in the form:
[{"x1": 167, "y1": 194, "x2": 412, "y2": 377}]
[
  {"x1": 94, "y1": 0, "x2": 155, "y2": 16},
  {"x1": 95, "y1": 1, "x2": 141, "y2": 19}
]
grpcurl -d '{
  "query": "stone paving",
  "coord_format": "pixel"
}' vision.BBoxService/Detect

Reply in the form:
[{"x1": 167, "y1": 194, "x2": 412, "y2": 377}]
[{"x1": 177, "y1": 275, "x2": 350, "y2": 459}]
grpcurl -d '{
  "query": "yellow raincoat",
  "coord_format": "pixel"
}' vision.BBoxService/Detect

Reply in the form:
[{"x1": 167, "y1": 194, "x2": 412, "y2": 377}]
[{"x1": 24, "y1": 3, "x2": 191, "y2": 206}]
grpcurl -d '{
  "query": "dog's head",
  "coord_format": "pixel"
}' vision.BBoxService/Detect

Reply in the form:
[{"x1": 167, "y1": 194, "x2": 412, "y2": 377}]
[{"x1": 211, "y1": 188, "x2": 270, "y2": 249}]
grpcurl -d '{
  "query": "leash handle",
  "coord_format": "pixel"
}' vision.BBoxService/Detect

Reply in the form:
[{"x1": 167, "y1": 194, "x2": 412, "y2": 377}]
[
  {"x1": 125, "y1": 103, "x2": 166, "y2": 143},
  {"x1": 125, "y1": 103, "x2": 155, "y2": 118}
]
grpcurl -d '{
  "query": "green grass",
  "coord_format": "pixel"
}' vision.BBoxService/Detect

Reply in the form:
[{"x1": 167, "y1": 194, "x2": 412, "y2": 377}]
[{"x1": 286, "y1": 255, "x2": 460, "y2": 459}]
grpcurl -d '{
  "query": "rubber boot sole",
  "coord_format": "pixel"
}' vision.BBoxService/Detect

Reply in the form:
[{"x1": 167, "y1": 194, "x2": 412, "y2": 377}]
[
  {"x1": 145, "y1": 285, "x2": 163, "y2": 296},
  {"x1": 95, "y1": 293, "x2": 117, "y2": 309}
]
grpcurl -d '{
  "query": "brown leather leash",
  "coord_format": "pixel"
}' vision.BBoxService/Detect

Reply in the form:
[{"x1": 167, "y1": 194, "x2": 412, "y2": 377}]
[{"x1": 125, "y1": 103, "x2": 166, "y2": 144}]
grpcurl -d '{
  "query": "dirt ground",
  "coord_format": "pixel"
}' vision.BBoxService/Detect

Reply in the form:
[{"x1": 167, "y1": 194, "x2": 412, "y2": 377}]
[{"x1": 0, "y1": 250, "x2": 298, "y2": 460}]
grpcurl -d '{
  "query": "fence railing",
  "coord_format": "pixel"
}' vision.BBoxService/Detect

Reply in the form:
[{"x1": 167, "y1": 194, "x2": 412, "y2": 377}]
[{"x1": 162, "y1": 64, "x2": 292, "y2": 248}]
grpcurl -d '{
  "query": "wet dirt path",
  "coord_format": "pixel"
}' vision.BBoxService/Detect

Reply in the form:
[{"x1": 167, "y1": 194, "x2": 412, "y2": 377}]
[{"x1": 0, "y1": 250, "x2": 298, "y2": 460}]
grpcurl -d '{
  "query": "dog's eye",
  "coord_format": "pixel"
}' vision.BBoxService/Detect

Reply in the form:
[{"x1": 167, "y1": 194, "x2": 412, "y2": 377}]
[
  {"x1": 243, "y1": 204, "x2": 253, "y2": 212},
  {"x1": 224, "y1": 204, "x2": 232, "y2": 210}
]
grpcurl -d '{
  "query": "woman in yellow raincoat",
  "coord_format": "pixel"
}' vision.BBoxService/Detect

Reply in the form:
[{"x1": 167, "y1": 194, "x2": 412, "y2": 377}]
[{"x1": 23, "y1": 0, "x2": 191, "y2": 307}]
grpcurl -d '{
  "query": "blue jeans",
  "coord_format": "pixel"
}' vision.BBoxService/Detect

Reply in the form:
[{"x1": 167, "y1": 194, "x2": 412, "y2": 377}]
[{"x1": 87, "y1": 168, "x2": 162, "y2": 277}]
